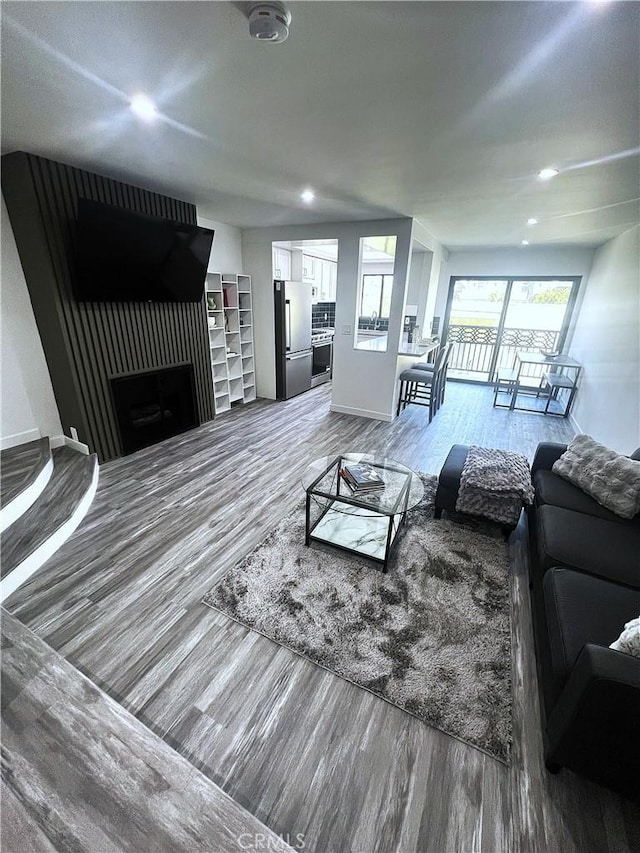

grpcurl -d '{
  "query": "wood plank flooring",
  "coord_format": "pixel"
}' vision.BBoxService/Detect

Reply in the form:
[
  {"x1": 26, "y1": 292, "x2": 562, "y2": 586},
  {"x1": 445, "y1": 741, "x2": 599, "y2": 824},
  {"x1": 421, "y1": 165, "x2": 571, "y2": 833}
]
[
  {"x1": 5, "y1": 383, "x2": 639, "y2": 853},
  {"x1": 1, "y1": 448, "x2": 97, "y2": 580},
  {"x1": 0, "y1": 438, "x2": 50, "y2": 508},
  {"x1": 1, "y1": 610, "x2": 296, "y2": 853}
]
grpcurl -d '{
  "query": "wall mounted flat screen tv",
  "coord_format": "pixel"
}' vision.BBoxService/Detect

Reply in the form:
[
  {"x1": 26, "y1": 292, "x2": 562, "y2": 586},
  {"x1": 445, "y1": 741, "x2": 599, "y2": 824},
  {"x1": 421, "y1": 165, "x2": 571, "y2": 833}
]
[{"x1": 73, "y1": 198, "x2": 214, "y2": 303}]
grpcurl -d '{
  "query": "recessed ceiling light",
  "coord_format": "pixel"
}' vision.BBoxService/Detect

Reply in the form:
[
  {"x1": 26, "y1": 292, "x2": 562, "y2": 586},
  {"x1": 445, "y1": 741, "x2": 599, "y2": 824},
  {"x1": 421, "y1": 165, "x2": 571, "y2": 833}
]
[
  {"x1": 130, "y1": 94, "x2": 158, "y2": 121},
  {"x1": 301, "y1": 189, "x2": 315, "y2": 203},
  {"x1": 521, "y1": 240, "x2": 530, "y2": 246},
  {"x1": 527, "y1": 218, "x2": 539, "y2": 225},
  {"x1": 537, "y1": 168, "x2": 559, "y2": 180}
]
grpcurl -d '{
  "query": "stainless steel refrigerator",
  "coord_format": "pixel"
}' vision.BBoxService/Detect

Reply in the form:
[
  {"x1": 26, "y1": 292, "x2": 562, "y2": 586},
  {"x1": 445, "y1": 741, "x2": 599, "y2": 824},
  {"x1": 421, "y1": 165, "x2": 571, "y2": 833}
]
[{"x1": 274, "y1": 280, "x2": 313, "y2": 399}]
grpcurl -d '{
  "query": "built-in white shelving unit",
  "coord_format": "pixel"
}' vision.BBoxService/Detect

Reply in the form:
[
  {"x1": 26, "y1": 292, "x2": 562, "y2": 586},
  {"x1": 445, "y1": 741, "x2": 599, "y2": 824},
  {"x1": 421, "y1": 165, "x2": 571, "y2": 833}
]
[{"x1": 205, "y1": 273, "x2": 256, "y2": 415}]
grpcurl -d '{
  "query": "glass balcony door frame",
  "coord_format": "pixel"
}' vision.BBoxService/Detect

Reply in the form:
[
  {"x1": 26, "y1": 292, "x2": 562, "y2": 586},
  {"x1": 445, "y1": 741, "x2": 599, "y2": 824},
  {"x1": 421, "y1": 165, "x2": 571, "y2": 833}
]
[{"x1": 441, "y1": 275, "x2": 582, "y2": 383}]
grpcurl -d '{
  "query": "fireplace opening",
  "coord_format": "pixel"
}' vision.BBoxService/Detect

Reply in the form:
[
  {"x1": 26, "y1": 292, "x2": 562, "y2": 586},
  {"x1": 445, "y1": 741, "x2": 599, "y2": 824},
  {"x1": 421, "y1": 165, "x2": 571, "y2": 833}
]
[{"x1": 111, "y1": 364, "x2": 199, "y2": 455}]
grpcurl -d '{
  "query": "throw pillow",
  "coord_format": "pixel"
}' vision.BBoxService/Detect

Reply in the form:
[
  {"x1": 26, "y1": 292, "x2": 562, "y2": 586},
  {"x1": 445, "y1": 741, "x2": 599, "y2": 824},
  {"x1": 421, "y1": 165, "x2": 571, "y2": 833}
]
[
  {"x1": 552, "y1": 434, "x2": 640, "y2": 519},
  {"x1": 610, "y1": 616, "x2": 640, "y2": 659}
]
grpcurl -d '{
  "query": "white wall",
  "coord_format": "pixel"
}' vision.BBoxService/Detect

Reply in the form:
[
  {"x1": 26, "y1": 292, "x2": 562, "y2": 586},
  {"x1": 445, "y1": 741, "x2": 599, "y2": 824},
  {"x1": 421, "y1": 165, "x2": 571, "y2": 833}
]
[
  {"x1": 197, "y1": 215, "x2": 243, "y2": 273},
  {"x1": 411, "y1": 220, "x2": 448, "y2": 337},
  {"x1": 243, "y1": 218, "x2": 421, "y2": 420},
  {"x1": 406, "y1": 250, "x2": 426, "y2": 309},
  {"x1": 433, "y1": 246, "x2": 595, "y2": 338},
  {"x1": 569, "y1": 225, "x2": 640, "y2": 452},
  {"x1": 1, "y1": 195, "x2": 63, "y2": 446}
]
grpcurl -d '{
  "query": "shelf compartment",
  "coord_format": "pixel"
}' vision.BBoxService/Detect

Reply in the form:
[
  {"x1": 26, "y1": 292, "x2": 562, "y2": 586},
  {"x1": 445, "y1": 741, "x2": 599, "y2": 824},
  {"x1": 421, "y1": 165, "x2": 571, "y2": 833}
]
[
  {"x1": 222, "y1": 282, "x2": 238, "y2": 308},
  {"x1": 229, "y1": 376, "x2": 244, "y2": 402}
]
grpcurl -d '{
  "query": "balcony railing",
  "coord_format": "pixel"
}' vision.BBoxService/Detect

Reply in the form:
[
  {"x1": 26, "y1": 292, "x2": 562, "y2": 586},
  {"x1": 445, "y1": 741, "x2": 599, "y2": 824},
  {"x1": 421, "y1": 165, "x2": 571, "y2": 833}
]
[{"x1": 446, "y1": 324, "x2": 561, "y2": 380}]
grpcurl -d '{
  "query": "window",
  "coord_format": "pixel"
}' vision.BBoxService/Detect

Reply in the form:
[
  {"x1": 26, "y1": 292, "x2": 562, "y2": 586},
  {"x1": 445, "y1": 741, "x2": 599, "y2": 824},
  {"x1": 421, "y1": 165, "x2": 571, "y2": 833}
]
[
  {"x1": 360, "y1": 275, "x2": 394, "y2": 319},
  {"x1": 354, "y1": 235, "x2": 397, "y2": 353},
  {"x1": 442, "y1": 276, "x2": 581, "y2": 381}
]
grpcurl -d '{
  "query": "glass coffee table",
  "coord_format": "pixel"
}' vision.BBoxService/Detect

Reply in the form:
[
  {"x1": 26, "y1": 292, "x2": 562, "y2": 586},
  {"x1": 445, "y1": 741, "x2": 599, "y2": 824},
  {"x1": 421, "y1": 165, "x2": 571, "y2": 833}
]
[{"x1": 301, "y1": 452, "x2": 424, "y2": 572}]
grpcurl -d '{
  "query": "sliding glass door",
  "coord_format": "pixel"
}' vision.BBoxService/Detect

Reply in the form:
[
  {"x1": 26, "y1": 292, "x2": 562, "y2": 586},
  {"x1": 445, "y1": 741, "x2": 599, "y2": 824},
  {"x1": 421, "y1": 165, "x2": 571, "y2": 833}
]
[{"x1": 442, "y1": 277, "x2": 580, "y2": 382}]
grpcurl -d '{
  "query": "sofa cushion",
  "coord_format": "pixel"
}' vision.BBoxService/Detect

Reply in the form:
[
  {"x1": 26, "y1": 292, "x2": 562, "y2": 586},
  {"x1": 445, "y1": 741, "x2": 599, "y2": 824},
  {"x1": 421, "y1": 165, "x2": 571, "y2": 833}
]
[
  {"x1": 535, "y1": 505, "x2": 640, "y2": 588},
  {"x1": 533, "y1": 469, "x2": 640, "y2": 526},
  {"x1": 552, "y1": 434, "x2": 640, "y2": 519},
  {"x1": 610, "y1": 616, "x2": 640, "y2": 658},
  {"x1": 543, "y1": 568, "x2": 640, "y2": 697}
]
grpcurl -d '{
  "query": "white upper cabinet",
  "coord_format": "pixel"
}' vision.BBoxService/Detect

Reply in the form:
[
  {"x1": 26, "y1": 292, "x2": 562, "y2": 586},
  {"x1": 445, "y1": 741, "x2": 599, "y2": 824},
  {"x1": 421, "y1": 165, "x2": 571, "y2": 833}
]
[
  {"x1": 305, "y1": 255, "x2": 337, "y2": 302},
  {"x1": 302, "y1": 254, "x2": 316, "y2": 283},
  {"x1": 273, "y1": 247, "x2": 291, "y2": 281},
  {"x1": 319, "y1": 260, "x2": 337, "y2": 302}
]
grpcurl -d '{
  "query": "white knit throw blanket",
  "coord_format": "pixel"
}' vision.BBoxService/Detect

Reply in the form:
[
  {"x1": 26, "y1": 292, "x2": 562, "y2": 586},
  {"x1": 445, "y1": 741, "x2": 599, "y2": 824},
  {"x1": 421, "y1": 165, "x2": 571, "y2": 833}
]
[{"x1": 455, "y1": 446, "x2": 535, "y2": 526}]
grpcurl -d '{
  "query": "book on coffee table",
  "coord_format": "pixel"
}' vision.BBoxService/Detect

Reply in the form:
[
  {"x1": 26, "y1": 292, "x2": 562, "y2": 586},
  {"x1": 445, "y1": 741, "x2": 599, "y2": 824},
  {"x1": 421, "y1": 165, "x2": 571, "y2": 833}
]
[{"x1": 341, "y1": 463, "x2": 385, "y2": 491}]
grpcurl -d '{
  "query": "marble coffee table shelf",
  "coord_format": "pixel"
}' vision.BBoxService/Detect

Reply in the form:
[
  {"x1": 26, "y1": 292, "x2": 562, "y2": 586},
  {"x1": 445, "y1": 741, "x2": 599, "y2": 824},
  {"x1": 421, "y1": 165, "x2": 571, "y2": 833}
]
[{"x1": 309, "y1": 504, "x2": 397, "y2": 561}]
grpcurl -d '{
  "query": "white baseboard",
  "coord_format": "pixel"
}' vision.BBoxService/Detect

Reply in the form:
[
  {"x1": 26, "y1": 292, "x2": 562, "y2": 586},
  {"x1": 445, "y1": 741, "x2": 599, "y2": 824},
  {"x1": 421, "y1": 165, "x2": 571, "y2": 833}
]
[
  {"x1": 1, "y1": 429, "x2": 41, "y2": 451},
  {"x1": 0, "y1": 459, "x2": 99, "y2": 603},
  {"x1": 569, "y1": 413, "x2": 582, "y2": 435},
  {"x1": 65, "y1": 436, "x2": 90, "y2": 455},
  {"x1": 329, "y1": 403, "x2": 393, "y2": 422},
  {"x1": 50, "y1": 434, "x2": 90, "y2": 455}
]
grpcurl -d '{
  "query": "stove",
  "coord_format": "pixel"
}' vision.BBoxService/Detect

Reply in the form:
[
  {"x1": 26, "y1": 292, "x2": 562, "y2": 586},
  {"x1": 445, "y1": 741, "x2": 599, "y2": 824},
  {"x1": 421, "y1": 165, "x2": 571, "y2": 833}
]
[
  {"x1": 311, "y1": 329, "x2": 334, "y2": 386},
  {"x1": 311, "y1": 328, "x2": 334, "y2": 344}
]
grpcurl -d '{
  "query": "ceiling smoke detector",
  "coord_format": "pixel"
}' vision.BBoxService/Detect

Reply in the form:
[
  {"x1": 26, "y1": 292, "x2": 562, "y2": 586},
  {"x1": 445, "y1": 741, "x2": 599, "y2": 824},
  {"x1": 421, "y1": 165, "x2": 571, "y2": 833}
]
[{"x1": 248, "y1": 2, "x2": 291, "y2": 43}]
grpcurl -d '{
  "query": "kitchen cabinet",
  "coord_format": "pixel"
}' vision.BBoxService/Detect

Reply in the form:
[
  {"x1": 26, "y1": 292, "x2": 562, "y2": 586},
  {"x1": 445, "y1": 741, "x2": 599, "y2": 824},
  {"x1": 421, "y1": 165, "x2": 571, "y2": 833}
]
[
  {"x1": 304, "y1": 254, "x2": 337, "y2": 303},
  {"x1": 302, "y1": 254, "x2": 316, "y2": 283},
  {"x1": 272, "y1": 247, "x2": 291, "y2": 280},
  {"x1": 319, "y1": 260, "x2": 337, "y2": 302}
]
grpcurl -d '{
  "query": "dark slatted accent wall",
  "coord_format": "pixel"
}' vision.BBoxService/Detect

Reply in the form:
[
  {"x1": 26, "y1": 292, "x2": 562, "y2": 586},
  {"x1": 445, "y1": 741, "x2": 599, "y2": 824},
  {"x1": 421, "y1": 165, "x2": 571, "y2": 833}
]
[{"x1": 2, "y1": 152, "x2": 214, "y2": 462}]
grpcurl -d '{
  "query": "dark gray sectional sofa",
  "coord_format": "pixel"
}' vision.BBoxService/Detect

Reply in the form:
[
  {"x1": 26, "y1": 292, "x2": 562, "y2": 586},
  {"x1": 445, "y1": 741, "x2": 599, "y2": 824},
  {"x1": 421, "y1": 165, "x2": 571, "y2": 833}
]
[{"x1": 528, "y1": 442, "x2": 640, "y2": 799}]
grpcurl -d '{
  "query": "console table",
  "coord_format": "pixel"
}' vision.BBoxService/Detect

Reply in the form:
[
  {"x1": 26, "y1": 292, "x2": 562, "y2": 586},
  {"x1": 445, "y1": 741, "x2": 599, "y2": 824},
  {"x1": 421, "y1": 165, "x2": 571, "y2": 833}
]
[
  {"x1": 495, "y1": 352, "x2": 582, "y2": 418},
  {"x1": 509, "y1": 352, "x2": 582, "y2": 418}
]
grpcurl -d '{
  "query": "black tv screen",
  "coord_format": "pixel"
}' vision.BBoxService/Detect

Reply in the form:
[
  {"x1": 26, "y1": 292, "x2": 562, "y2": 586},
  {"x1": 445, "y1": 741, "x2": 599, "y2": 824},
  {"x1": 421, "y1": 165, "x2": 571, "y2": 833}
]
[{"x1": 73, "y1": 198, "x2": 214, "y2": 303}]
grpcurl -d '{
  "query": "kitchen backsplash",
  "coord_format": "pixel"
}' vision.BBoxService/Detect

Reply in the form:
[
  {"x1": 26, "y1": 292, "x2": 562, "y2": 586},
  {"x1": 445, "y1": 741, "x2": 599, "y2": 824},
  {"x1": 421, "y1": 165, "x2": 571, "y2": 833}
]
[
  {"x1": 357, "y1": 316, "x2": 390, "y2": 331},
  {"x1": 312, "y1": 301, "x2": 336, "y2": 329}
]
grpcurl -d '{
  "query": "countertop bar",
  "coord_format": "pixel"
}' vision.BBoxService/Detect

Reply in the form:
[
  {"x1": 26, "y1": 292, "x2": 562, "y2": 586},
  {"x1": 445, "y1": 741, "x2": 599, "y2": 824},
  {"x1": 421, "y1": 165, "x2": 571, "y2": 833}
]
[
  {"x1": 398, "y1": 339, "x2": 439, "y2": 358},
  {"x1": 354, "y1": 334, "x2": 440, "y2": 358}
]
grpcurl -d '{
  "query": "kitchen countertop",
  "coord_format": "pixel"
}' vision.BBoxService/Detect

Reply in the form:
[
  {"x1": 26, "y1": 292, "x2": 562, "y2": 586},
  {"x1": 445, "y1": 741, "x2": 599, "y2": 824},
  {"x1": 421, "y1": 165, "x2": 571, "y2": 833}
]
[
  {"x1": 355, "y1": 334, "x2": 389, "y2": 352},
  {"x1": 356, "y1": 334, "x2": 439, "y2": 357},
  {"x1": 398, "y1": 339, "x2": 439, "y2": 358}
]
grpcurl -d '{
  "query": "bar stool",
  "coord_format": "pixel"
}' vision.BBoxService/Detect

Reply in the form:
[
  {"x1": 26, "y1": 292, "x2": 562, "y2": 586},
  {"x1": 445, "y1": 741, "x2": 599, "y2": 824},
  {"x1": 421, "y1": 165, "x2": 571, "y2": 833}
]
[
  {"x1": 413, "y1": 342, "x2": 453, "y2": 409},
  {"x1": 396, "y1": 344, "x2": 449, "y2": 421}
]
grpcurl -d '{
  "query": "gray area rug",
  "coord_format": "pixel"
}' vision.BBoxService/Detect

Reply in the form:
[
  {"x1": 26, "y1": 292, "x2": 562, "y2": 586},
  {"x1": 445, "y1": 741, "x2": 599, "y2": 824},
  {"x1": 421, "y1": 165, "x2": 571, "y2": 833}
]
[{"x1": 203, "y1": 475, "x2": 512, "y2": 762}]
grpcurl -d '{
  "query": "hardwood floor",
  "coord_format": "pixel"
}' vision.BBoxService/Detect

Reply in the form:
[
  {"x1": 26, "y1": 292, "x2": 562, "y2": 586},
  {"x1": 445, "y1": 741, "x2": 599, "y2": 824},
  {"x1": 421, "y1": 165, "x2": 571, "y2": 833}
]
[
  {"x1": 1, "y1": 448, "x2": 97, "y2": 580},
  {"x1": 1, "y1": 611, "x2": 296, "y2": 853},
  {"x1": 5, "y1": 383, "x2": 639, "y2": 852},
  {"x1": 0, "y1": 437, "x2": 50, "y2": 507}
]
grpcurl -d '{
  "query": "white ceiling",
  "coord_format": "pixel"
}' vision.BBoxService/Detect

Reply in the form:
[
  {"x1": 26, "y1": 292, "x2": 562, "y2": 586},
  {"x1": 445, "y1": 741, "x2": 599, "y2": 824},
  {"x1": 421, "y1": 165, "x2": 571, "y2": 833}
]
[{"x1": 2, "y1": 1, "x2": 639, "y2": 249}]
